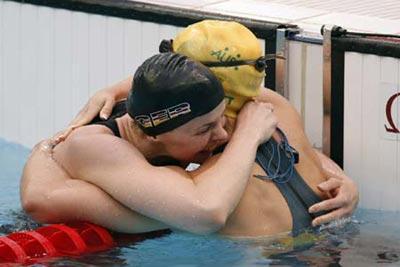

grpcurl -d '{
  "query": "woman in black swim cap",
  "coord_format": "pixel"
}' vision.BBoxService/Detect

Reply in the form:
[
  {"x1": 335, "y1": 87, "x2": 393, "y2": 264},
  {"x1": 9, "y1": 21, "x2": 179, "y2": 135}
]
[
  {"x1": 128, "y1": 52, "x2": 224, "y2": 136},
  {"x1": 39, "y1": 20, "x2": 358, "y2": 234},
  {"x1": 21, "y1": 52, "x2": 277, "y2": 233},
  {"x1": 125, "y1": 52, "x2": 227, "y2": 163}
]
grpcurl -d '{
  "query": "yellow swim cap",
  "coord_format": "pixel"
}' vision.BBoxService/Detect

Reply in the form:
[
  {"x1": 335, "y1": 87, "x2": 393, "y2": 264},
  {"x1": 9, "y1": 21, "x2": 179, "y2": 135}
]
[{"x1": 172, "y1": 20, "x2": 265, "y2": 118}]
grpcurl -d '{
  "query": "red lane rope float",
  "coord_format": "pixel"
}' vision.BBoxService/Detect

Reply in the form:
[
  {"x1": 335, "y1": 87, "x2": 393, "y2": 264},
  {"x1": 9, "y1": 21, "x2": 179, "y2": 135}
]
[
  {"x1": 36, "y1": 224, "x2": 88, "y2": 255},
  {"x1": 0, "y1": 236, "x2": 28, "y2": 263},
  {"x1": 8, "y1": 231, "x2": 58, "y2": 260},
  {"x1": 0, "y1": 222, "x2": 169, "y2": 264}
]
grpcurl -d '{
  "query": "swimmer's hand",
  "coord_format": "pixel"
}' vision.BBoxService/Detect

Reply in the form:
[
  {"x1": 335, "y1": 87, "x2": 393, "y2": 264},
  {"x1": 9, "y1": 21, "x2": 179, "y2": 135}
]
[
  {"x1": 309, "y1": 151, "x2": 359, "y2": 226},
  {"x1": 51, "y1": 126, "x2": 79, "y2": 146},
  {"x1": 235, "y1": 101, "x2": 278, "y2": 145},
  {"x1": 52, "y1": 77, "x2": 133, "y2": 144},
  {"x1": 70, "y1": 88, "x2": 118, "y2": 126},
  {"x1": 52, "y1": 88, "x2": 120, "y2": 145},
  {"x1": 51, "y1": 90, "x2": 115, "y2": 144},
  {"x1": 309, "y1": 173, "x2": 359, "y2": 226}
]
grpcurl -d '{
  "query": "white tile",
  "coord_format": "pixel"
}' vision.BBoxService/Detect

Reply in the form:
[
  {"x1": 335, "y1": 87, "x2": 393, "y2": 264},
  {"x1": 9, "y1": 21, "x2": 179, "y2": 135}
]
[
  {"x1": 360, "y1": 55, "x2": 382, "y2": 209},
  {"x1": 287, "y1": 41, "x2": 303, "y2": 115},
  {"x1": 199, "y1": 8, "x2": 291, "y2": 24},
  {"x1": 201, "y1": 0, "x2": 327, "y2": 22},
  {"x1": 304, "y1": 44, "x2": 323, "y2": 149},
  {"x1": 264, "y1": 0, "x2": 400, "y2": 20},
  {"x1": 203, "y1": 0, "x2": 326, "y2": 22},
  {"x1": 20, "y1": 4, "x2": 38, "y2": 148},
  {"x1": 378, "y1": 57, "x2": 399, "y2": 210},
  {"x1": 2, "y1": 1, "x2": 21, "y2": 143},
  {"x1": 71, "y1": 12, "x2": 90, "y2": 124},
  {"x1": 36, "y1": 6, "x2": 55, "y2": 142},
  {"x1": 299, "y1": 13, "x2": 400, "y2": 35},
  {"x1": 124, "y1": 20, "x2": 144, "y2": 76},
  {"x1": 106, "y1": 17, "x2": 125, "y2": 84},
  {"x1": 88, "y1": 14, "x2": 107, "y2": 96},
  {"x1": 53, "y1": 9, "x2": 73, "y2": 132},
  {"x1": 343, "y1": 52, "x2": 363, "y2": 205}
]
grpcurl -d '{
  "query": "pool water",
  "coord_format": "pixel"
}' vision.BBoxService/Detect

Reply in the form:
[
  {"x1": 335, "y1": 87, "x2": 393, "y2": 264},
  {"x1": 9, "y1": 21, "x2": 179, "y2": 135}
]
[{"x1": 1, "y1": 138, "x2": 400, "y2": 266}]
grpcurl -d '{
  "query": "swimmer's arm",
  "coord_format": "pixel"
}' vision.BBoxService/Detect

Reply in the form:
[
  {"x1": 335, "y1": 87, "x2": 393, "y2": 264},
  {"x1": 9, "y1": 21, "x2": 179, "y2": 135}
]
[
  {"x1": 25, "y1": 178, "x2": 168, "y2": 233},
  {"x1": 56, "y1": 132, "x2": 260, "y2": 234},
  {"x1": 21, "y1": 140, "x2": 167, "y2": 233}
]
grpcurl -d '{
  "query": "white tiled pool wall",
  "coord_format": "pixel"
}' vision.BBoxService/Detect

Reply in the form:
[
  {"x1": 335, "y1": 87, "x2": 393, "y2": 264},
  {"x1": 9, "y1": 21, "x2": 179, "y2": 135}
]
[
  {"x1": 1, "y1": 1, "x2": 399, "y2": 210},
  {"x1": 0, "y1": 1, "x2": 184, "y2": 147},
  {"x1": 344, "y1": 53, "x2": 400, "y2": 211},
  {"x1": 0, "y1": 1, "x2": 265, "y2": 148}
]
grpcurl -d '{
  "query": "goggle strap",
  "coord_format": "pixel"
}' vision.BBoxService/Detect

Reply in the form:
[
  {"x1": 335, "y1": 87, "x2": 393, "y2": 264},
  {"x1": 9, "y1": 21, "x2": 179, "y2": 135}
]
[
  {"x1": 158, "y1": 38, "x2": 285, "y2": 72},
  {"x1": 201, "y1": 54, "x2": 284, "y2": 72}
]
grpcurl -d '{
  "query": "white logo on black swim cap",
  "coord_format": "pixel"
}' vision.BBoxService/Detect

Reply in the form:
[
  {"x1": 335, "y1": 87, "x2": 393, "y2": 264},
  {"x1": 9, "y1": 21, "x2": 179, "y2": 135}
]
[{"x1": 135, "y1": 103, "x2": 191, "y2": 128}]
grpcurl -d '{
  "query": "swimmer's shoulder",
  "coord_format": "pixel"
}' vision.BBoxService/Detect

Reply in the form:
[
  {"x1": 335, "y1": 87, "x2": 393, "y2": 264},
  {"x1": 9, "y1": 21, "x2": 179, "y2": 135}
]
[
  {"x1": 53, "y1": 122, "x2": 146, "y2": 176},
  {"x1": 256, "y1": 87, "x2": 291, "y2": 108},
  {"x1": 53, "y1": 123, "x2": 125, "y2": 158},
  {"x1": 256, "y1": 88, "x2": 308, "y2": 148},
  {"x1": 256, "y1": 87, "x2": 300, "y2": 122},
  {"x1": 71, "y1": 124, "x2": 115, "y2": 136}
]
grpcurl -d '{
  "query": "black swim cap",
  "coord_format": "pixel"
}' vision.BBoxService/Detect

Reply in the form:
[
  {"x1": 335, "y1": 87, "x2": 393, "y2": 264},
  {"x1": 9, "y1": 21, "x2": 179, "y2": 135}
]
[{"x1": 127, "y1": 53, "x2": 225, "y2": 136}]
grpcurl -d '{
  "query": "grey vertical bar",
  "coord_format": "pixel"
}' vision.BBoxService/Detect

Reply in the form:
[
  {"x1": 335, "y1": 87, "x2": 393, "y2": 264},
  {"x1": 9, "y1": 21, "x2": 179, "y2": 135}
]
[
  {"x1": 322, "y1": 25, "x2": 334, "y2": 157},
  {"x1": 275, "y1": 28, "x2": 288, "y2": 97}
]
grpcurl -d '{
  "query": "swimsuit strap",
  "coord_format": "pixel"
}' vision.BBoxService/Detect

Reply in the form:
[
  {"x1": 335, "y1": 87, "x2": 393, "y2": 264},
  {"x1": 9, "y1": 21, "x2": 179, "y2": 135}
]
[{"x1": 255, "y1": 131, "x2": 326, "y2": 236}]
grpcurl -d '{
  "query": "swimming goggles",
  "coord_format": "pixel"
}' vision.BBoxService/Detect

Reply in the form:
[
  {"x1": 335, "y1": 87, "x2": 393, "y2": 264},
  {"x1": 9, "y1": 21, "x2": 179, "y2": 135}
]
[
  {"x1": 159, "y1": 39, "x2": 284, "y2": 73},
  {"x1": 200, "y1": 54, "x2": 283, "y2": 73}
]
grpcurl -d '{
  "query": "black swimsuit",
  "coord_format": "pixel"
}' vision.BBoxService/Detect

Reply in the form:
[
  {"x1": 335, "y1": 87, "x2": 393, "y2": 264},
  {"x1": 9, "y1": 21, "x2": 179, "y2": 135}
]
[
  {"x1": 89, "y1": 101, "x2": 126, "y2": 137},
  {"x1": 89, "y1": 100, "x2": 180, "y2": 166},
  {"x1": 256, "y1": 140, "x2": 326, "y2": 236},
  {"x1": 90, "y1": 100, "x2": 325, "y2": 235}
]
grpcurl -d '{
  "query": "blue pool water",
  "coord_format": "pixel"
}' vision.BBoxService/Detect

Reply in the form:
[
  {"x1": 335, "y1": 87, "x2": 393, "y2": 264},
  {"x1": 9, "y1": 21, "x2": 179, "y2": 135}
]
[{"x1": 1, "y1": 137, "x2": 400, "y2": 266}]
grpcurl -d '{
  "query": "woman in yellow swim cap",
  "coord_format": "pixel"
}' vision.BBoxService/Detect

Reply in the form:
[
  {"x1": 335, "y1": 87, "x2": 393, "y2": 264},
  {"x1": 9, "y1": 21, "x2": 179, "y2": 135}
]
[{"x1": 21, "y1": 20, "x2": 358, "y2": 236}]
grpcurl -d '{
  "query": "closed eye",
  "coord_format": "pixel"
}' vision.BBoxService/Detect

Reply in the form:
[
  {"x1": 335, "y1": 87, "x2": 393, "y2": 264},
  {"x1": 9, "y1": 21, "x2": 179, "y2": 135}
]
[
  {"x1": 195, "y1": 113, "x2": 225, "y2": 136},
  {"x1": 196, "y1": 121, "x2": 218, "y2": 135},
  {"x1": 196, "y1": 125, "x2": 213, "y2": 135}
]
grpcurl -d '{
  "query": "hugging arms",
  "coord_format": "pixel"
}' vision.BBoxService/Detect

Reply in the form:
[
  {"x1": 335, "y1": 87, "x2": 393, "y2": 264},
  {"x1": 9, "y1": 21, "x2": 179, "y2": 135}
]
[
  {"x1": 21, "y1": 74, "x2": 357, "y2": 236},
  {"x1": 21, "y1": 20, "x2": 358, "y2": 237}
]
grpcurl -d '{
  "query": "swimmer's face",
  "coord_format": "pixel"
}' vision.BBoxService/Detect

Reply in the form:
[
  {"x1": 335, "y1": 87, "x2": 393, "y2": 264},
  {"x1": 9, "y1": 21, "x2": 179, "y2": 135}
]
[{"x1": 157, "y1": 101, "x2": 228, "y2": 164}]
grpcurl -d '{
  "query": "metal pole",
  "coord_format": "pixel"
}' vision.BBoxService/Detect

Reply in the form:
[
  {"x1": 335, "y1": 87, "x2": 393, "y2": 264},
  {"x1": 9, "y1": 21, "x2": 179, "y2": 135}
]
[
  {"x1": 275, "y1": 28, "x2": 288, "y2": 97},
  {"x1": 322, "y1": 25, "x2": 334, "y2": 157}
]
